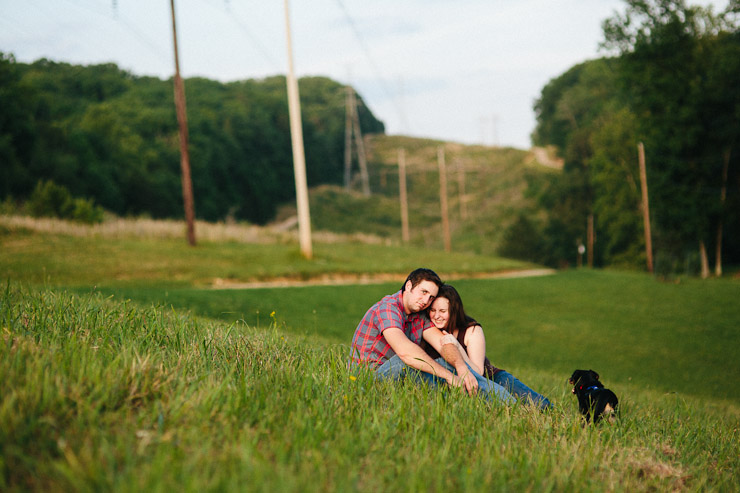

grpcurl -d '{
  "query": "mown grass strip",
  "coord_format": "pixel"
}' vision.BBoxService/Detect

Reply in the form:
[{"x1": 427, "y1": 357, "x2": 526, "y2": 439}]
[{"x1": 0, "y1": 225, "x2": 531, "y2": 288}]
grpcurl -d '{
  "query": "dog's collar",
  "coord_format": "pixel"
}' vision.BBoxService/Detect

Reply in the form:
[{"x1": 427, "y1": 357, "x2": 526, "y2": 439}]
[{"x1": 572, "y1": 384, "x2": 602, "y2": 394}]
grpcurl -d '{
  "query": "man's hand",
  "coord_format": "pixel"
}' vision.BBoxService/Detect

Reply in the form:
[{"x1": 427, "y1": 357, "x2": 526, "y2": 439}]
[
  {"x1": 449, "y1": 370, "x2": 478, "y2": 396},
  {"x1": 459, "y1": 367, "x2": 478, "y2": 395},
  {"x1": 440, "y1": 341, "x2": 479, "y2": 396}
]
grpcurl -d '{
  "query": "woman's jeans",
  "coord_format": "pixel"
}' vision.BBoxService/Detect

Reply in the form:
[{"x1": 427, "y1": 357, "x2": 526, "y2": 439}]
[
  {"x1": 491, "y1": 370, "x2": 551, "y2": 410},
  {"x1": 374, "y1": 354, "x2": 513, "y2": 402},
  {"x1": 374, "y1": 355, "x2": 551, "y2": 410}
]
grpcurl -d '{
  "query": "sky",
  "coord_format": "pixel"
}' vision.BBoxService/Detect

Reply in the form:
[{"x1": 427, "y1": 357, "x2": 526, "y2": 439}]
[{"x1": 0, "y1": 0, "x2": 729, "y2": 149}]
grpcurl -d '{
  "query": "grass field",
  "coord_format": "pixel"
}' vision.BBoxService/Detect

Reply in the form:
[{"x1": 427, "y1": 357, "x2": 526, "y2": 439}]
[
  {"x1": 70, "y1": 271, "x2": 740, "y2": 406},
  {"x1": 2, "y1": 218, "x2": 740, "y2": 491},
  {"x1": 0, "y1": 217, "x2": 532, "y2": 287}
]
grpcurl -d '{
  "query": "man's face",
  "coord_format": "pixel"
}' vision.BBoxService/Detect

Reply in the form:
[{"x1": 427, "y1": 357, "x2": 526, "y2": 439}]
[{"x1": 403, "y1": 280, "x2": 439, "y2": 314}]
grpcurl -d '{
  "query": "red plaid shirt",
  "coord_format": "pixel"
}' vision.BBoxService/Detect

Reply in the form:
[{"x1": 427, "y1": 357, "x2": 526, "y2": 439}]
[{"x1": 350, "y1": 290, "x2": 433, "y2": 369}]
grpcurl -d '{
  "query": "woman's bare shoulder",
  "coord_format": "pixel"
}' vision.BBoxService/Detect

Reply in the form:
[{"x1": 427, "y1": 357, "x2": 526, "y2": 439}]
[{"x1": 466, "y1": 323, "x2": 484, "y2": 334}]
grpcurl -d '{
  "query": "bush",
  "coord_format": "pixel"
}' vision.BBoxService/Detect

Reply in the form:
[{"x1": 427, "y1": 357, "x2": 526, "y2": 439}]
[
  {"x1": 27, "y1": 180, "x2": 104, "y2": 224},
  {"x1": 498, "y1": 213, "x2": 548, "y2": 264},
  {"x1": 69, "y1": 197, "x2": 105, "y2": 223},
  {"x1": 0, "y1": 195, "x2": 18, "y2": 215}
]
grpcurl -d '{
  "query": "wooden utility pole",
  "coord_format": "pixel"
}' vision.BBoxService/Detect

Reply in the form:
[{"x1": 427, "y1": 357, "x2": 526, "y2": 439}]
[
  {"x1": 398, "y1": 148, "x2": 410, "y2": 243},
  {"x1": 283, "y1": 0, "x2": 312, "y2": 259},
  {"x1": 638, "y1": 142, "x2": 653, "y2": 273},
  {"x1": 587, "y1": 214, "x2": 594, "y2": 268},
  {"x1": 715, "y1": 148, "x2": 730, "y2": 277},
  {"x1": 438, "y1": 146, "x2": 451, "y2": 253},
  {"x1": 169, "y1": 0, "x2": 196, "y2": 246},
  {"x1": 456, "y1": 161, "x2": 467, "y2": 220}
]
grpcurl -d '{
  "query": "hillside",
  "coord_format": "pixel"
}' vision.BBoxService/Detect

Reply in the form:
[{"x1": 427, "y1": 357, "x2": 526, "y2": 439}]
[
  {"x1": 0, "y1": 56, "x2": 384, "y2": 225},
  {"x1": 278, "y1": 135, "x2": 560, "y2": 257}
]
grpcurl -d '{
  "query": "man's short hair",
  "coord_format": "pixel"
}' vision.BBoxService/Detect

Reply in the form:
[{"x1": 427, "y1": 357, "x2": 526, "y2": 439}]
[{"x1": 402, "y1": 268, "x2": 443, "y2": 292}]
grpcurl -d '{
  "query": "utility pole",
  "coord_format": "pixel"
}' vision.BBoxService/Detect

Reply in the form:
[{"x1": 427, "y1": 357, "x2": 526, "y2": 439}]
[
  {"x1": 343, "y1": 85, "x2": 370, "y2": 195},
  {"x1": 438, "y1": 146, "x2": 451, "y2": 253},
  {"x1": 344, "y1": 86, "x2": 353, "y2": 189},
  {"x1": 638, "y1": 142, "x2": 653, "y2": 273},
  {"x1": 587, "y1": 214, "x2": 594, "y2": 268},
  {"x1": 352, "y1": 91, "x2": 370, "y2": 196},
  {"x1": 715, "y1": 148, "x2": 730, "y2": 277},
  {"x1": 398, "y1": 148, "x2": 410, "y2": 243},
  {"x1": 456, "y1": 160, "x2": 467, "y2": 220},
  {"x1": 283, "y1": 0, "x2": 312, "y2": 259},
  {"x1": 169, "y1": 0, "x2": 196, "y2": 246}
]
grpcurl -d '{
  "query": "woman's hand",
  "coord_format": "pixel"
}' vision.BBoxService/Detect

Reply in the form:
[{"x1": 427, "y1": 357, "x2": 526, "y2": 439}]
[{"x1": 440, "y1": 333, "x2": 457, "y2": 346}]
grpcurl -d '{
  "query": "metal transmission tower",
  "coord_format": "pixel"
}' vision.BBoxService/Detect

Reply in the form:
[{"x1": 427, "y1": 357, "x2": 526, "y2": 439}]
[{"x1": 343, "y1": 86, "x2": 370, "y2": 196}]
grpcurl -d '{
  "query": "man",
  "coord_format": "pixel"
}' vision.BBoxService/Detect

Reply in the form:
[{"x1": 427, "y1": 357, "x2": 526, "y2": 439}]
[{"x1": 349, "y1": 268, "x2": 511, "y2": 402}]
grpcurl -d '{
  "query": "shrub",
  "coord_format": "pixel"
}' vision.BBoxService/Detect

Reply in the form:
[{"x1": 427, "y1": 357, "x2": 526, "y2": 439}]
[
  {"x1": 498, "y1": 213, "x2": 548, "y2": 264},
  {"x1": 69, "y1": 197, "x2": 105, "y2": 223},
  {"x1": 27, "y1": 180, "x2": 104, "y2": 224},
  {"x1": 0, "y1": 195, "x2": 19, "y2": 215}
]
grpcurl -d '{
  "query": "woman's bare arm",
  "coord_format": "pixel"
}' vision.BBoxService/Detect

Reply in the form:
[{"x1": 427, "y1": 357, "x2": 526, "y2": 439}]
[{"x1": 463, "y1": 325, "x2": 486, "y2": 375}]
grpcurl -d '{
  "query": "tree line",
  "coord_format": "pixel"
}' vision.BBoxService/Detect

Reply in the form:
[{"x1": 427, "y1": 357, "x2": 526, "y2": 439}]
[
  {"x1": 0, "y1": 54, "x2": 384, "y2": 224},
  {"x1": 525, "y1": 0, "x2": 739, "y2": 275}
]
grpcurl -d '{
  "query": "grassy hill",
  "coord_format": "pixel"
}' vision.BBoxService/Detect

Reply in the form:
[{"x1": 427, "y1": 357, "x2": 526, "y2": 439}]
[
  {"x1": 278, "y1": 135, "x2": 558, "y2": 256},
  {"x1": 2, "y1": 217, "x2": 739, "y2": 490},
  {"x1": 2, "y1": 281, "x2": 739, "y2": 491}
]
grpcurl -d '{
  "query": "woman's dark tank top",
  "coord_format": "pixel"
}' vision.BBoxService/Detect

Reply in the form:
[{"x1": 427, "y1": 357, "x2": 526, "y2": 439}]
[{"x1": 421, "y1": 322, "x2": 503, "y2": 378}]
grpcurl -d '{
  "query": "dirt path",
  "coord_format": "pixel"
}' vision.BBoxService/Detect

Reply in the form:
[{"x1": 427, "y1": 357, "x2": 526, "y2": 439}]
[{"x1": 211, "y1": 268, "x2": 556, "y2": 290}]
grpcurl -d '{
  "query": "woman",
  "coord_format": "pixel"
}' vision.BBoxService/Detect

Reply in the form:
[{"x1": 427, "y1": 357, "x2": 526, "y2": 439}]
[{"x1": 423, "y1": 284, "x2": 551, "y2": 410}]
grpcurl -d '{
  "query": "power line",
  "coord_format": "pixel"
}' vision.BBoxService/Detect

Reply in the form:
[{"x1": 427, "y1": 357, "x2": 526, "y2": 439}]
[
  {"x1": 195, "y1": 0, "x2": 282, "y2": 73},
  {"x1": 60, "y1": 0, "x2": 170, "y2": 64},
  {"x1": 333, "y1": 0, "x2": 411, "y2": 132}
]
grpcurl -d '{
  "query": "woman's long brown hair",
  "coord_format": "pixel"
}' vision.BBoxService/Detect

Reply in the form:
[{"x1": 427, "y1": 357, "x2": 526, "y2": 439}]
[{"x1": 435, "y1": 284, "x2": 477, "y2": 334}]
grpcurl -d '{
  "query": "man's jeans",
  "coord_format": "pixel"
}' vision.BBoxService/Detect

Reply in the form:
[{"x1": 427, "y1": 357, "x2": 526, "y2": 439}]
[
  {"x1": 374, "y1": 354, "x2": 515, "y2": 405},
  {"x1": 374, "y1": 355, "x2": 551, "y2": 410}
]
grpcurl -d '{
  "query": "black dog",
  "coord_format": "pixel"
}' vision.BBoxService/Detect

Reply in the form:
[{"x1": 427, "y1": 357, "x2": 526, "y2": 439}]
[{"x1": 569, "y1": 369, "x2": 619, "y2": 424}]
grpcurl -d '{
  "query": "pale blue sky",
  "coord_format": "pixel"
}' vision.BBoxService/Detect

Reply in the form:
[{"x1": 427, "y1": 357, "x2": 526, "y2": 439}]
[{"x1": 0, "y1": 0, "x2": 728, "y2": 149}]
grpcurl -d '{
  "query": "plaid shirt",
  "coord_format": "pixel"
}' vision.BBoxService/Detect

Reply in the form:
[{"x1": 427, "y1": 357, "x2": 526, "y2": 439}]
[{"x1": 349, "y1": 290, "x2": 433, "y2": 369}]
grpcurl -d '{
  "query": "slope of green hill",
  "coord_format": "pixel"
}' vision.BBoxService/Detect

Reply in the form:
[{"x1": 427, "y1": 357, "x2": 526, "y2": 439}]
[{"x1": 280, "y1": 135, "x2": 558, "y2": 256}]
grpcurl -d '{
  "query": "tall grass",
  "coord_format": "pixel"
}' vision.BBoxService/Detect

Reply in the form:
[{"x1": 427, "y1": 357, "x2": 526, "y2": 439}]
[
  {"x1": 0, "y1": 214, "x2": 384, "y2": 245},
  {"x1": 82, "y1": 270, "x2": 740, "y2": 405},
  {"x1": 2, "y1": 284, "x2": 739, "y2": 491}
]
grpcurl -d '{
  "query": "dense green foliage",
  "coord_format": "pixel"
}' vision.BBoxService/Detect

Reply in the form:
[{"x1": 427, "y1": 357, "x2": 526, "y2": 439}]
[
  {"x1": 0, "y1": 54, "x2": 384, "y2": 224},
  {"x1": 531, "y1": 0, "x2": 740, "y2": 271}
]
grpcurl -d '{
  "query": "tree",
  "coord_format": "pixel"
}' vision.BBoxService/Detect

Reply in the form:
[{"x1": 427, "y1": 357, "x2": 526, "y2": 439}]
[
  {"x1": 602, "y1": 0, "x2": 740, "y2": 275},
  {"x1": 0, "y1": 53, "x2": 37, "y2": 198},
  {"x1": 531, "y1": 1, "x2": 740, "y2": 273},
  {"x1": 0, "y1": 58, "x2": 386, "y2": 225},
  {"x1": 532, "y1": 59, "x2": 627, "y2": 268}
]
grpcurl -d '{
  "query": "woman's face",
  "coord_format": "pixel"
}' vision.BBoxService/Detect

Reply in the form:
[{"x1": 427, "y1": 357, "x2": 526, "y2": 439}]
[{"x1": 429, "y1": 296, "x2": 450, "y2": 330}]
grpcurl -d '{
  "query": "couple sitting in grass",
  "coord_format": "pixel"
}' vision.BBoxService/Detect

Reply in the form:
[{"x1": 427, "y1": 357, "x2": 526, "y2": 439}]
[{"x1": 349, "y1": 268, "x2": 551, "y2": 409}]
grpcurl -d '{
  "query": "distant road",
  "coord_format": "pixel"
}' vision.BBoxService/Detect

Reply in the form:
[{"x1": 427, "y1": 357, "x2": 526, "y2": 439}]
[{"x1": 211, "y1": 268, "x2": 556, "y2": 290}]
